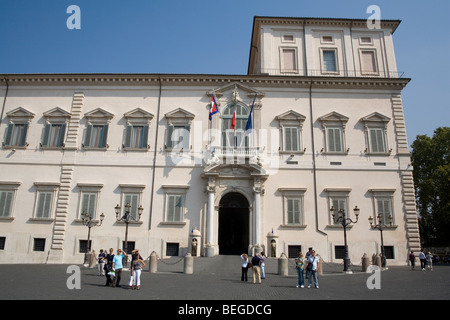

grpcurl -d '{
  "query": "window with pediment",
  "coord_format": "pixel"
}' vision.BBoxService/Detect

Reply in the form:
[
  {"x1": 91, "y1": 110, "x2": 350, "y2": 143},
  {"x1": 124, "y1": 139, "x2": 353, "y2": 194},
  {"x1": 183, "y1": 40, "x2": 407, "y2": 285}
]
[
  {"x1": 123, "y1": 108, "x2": 154, "y2": 150},
  {"x1": 82, "y1": 108, "x2": 114, "y2": 149},
  {"x1": 318, "y1": 112, "x2": 349, "y2": 154},
  {"x1": 164, "y1": 108, "x2": 195, "y2": 151},
  {"x1": 276, "y1": 110, "x2": 306, "y2": 153},
  {"x1": 2, "y1": 107, "x2": 35, "y2": 149},
  {"x1": 361, "y1": 112, "x2": 391, "y2": 154},
  {"x1": 41, "y1": 107, "x2": 71, "y2": 149}
]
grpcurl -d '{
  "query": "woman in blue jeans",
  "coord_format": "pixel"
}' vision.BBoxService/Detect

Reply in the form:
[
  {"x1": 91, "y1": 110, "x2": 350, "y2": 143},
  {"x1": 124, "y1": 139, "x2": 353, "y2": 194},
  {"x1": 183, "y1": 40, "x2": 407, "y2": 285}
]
[{"x1": 295, "y1": 252, "x2": 305, "y2": 288}]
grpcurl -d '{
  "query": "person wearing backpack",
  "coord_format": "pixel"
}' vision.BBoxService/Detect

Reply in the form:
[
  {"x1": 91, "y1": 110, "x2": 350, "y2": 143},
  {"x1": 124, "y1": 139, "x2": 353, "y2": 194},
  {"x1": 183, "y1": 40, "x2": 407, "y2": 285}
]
[{"x1": 306, "y1": 250, "x2": 320, "y2": 289}]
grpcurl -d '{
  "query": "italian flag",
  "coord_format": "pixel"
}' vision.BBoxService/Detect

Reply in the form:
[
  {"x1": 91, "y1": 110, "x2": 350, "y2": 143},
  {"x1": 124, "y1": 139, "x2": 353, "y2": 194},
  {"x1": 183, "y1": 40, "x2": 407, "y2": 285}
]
[{"x1": 231, "y1": 88, "x2": 237, "y2": 129}]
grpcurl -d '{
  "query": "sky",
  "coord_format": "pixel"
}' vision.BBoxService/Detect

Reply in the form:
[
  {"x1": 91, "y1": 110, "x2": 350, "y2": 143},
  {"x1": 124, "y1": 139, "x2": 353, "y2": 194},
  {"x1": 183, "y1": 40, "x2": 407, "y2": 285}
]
[{"x1": 0, "y1": 0, "x2": 449, "y2": 146}]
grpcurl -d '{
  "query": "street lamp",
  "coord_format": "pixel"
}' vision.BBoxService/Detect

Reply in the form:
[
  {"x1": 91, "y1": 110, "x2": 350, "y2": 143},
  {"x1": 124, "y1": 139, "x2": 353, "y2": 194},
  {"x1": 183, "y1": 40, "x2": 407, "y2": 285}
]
[
  {"x1": 115, "y1": 202, "x2": 143, "y2": 268},
  {"x1": 81, "y1": 211, "x2": 105, "y2": 252},
  {"x1": 331, "y1": 205, "x2": 360, "y2": 273},
  {"x1": 369, "y1": 213, "x2": 392, "y2": 269}
]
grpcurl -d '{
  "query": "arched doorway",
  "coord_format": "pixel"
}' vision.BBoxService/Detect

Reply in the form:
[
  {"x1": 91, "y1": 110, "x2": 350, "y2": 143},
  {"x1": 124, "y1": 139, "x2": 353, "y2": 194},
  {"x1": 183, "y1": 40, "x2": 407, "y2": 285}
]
[{"x1": 218, "y1": 192, "x2": 250, "y2": 255}]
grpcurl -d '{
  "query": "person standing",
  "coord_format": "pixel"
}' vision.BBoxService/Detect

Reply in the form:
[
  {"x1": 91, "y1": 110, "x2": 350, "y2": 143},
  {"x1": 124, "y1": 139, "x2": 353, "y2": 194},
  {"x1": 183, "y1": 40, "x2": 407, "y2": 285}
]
[
  {"x1": 419, "y1": 250, "x2": 427, "y2": 270},
  {"x1": 306, "y1": 250, "x2": 320, "y2": 289},
  {"x1": 426, "y1": 252, "x2": 433, "y2": 271},
  {"x1": 295, "y1": 251, "x2": 305, "y2": 288},
  {"x1": 131, "y1": 251, "x2": 146, "y2": 290},
  {"x1": 112, "y1": 249, "x2": 127, "y2": 288},
  {"x1": 104, "y1": 248, "x2": 115, "y2": 286},
  {"x1": 251, "y1": 253, "x2": 262, "y2": 284},
  {"x1": 240, "y1": 253, "x2": 249, "y2": 282},
  {"x1": 97, "y1": 249, "x2": 106, "y2": 276},
  {"x1": 260, "y1": 252, "x2": 266, "y2": 279},
  {"x1": 409, "y1": 251, "x2": 416, "y2": 270}
]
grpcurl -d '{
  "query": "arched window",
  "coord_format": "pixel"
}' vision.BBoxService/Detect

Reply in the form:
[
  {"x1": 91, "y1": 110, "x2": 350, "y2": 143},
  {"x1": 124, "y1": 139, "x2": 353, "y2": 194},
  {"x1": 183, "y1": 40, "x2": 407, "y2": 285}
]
[{"x1": 221, "y1": 102, "x2": 250, "y2": 147}]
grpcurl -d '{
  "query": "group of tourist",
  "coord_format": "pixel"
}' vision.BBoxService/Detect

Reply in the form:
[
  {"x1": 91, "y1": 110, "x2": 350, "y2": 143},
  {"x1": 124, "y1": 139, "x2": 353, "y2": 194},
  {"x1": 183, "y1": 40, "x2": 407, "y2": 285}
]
[
  {"x1": 97, "y1": 248, "x2": 146, "y2": 289},
  {"x1": 409, "y1": 250, "x2": 434, "y2": 271},
  {"x1": 240, "y1": 248, "x2": 320, "y2": 289}
]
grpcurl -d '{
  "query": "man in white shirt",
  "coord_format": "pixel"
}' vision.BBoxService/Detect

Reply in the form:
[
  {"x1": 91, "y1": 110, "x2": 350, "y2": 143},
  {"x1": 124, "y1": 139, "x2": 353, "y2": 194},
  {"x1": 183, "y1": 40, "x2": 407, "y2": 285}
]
[{"x1": 306, "y1": 250, "x2": 320, "y2": 289}]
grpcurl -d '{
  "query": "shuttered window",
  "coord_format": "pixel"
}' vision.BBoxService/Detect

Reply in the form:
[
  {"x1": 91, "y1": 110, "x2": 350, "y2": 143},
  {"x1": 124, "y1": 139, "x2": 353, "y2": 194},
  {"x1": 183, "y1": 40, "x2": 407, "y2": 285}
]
[
  {"x1": 327, "y1": 127, "x2": 343, "y2": 152},
  {"x1": 36, "y1": 192, "x2": 53, "y2": 218},
  {"x1": 284, "y1": 127, "x2": 300, "y2": 151},
  {"x1": 84, "y1": 124, "x2": 108, "y2": 148},
  {"x1": 287, "y1": 198, "x2": 301, "y2": 224},
  {"x1": 369, "y1": 128, "x2": 386, "y2": 153},
  {"x1": 123, "y1": 193, "x2": 140, "y2": 220},
  {"x1": 81, "y1": 193, "x2": 97, "y2": 219},
  {"x1": 167, "y1": 194, "x2": 183, "y2": 222},
  {"x1": 4, "y1": 123, "x2": 28, "y2": 147},
  {"x1": 124, "y1": 125, "x2": 149, "y2": 149},
  {"x1": 0, "y1": 191, "x2": 14, "y2": 217},
  {"x1": 376, "y1": 198, "x2": 392, "y2": 225},
  {"x1": 281, "y1": 48, "x2": 296, "y2": 72},
  {"x1": 331, "y1": 197, "x2": 347, "y2": 225},
  {"x1": 42, "y1": 124, "x2": 66, "y2": 148},
  {"x1": 166, "y1": 125, "x2": 190, "y2": 150}
]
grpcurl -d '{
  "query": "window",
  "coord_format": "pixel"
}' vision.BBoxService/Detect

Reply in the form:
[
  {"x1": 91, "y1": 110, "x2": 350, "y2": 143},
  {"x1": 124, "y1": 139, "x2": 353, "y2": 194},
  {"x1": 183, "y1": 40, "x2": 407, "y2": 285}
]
[
  {"x1": 275, "y1": 110, "x2": 306, "y2": 154},
  {"x1": 284, "y1": 127, "x2": 300, "y2": 152},
  {"x1": 122, "y1": 241, "x2": 135, "y2": 254},
  {"x1": 167, "y1": 194, "x2": 183, "y2": 222},
  {"x1": 318, "y1": 112, "x2": 349, "y2": 154},
  {"x1": 376, "y1": 198, "x2": 393, "y2": 225},
  {"x1": 361, "y1": 50, "x2": 378, "y2": 74},
  {"x1": 81, "y1": 193, "x2": 97, "y2": 219},
  {"x1": 368, "y1": 128, "x2": 386, "y2": 153},
  {"x1": 33, "y1": 238, "x2": 46, "y2": 252},
  {"x1": 287, "y1": 198, "x2": 302, "y2": 224},
  {"x1": 369, "y1": 189, "x2": 396, "y2": 227},
  {"x1": 118, "y1": 184, "x2": 145, "y2": 222},
  {"x1": 222, "y1": 103, "x2": 250, "y2": 147},
  {"x1": 0, "y1": 191, "x2": 14, "y2": 218},
  {"x1": 0, "y1": 237, "x2": 5, "y2": 250},
  {"x1": 123, "y1": 108, "x2": 154, "y2": 150},
  {"x1": 122, "y1": 193, "x2": 140, "y2": 221},
  {"x1": 278, "y1": 188, "x2": 306, "y2": 227},
  {"x1": 3, "y1": 107, "x2": 35, "y2": 148},
  {"x1": 280, "y1": 48, "x2": 297, "y2": 73},
  {"x1": 282, "y1": 34, "x2": 294, "y2": 42},
  {"x1": 322, "y1": 36, "x2": 333, "y2": 43},
  {"x1": 360, "y1": 36, "x2": 372, "y2": 44},
  {"x1": 33, "y1": 182, "x2": 59, "y2": 220},
  {"x1": 326, "y1": 127, "x2": 344, "y2": 153},
  {"x1": 4, "y1": 123, "x2": 28, "y2": 147},
  {"x1": 288, "y1": 245, "x2": 302, "y2": 259},
  {"x1": 77, "y1": 183, "x2": 103, "y2": 220},
  {"x1": 335, "y1": 246, "x2": 346, "y2": 259},
  {"x1": 41, "y1": 107, "x2": 70, "y2": 148},
  {"x1": 124, "y1": 125, "x2": 149, "y2": 149},
  {"x1": 42, "y1": 124, "x2": 66, "y2": 148},
  {"x1": 84, "y1": 124, "x2": 108, "y2": 148},
  {"x1": 361, "y1": 112, "x2": 390, "y2": 155},
  {"x1": 83, "y1": 108, "x2": 114, "y2": 149},
  {"x1": 164, "y1": 108, "x2": 195, "y2": 151},
  {"x1": 162, "y1": 185, "x2": 189, "y2": 224},
  {"x1": 322, "y1": 50, "x2": 337, "y2": 72},
  {"x1": 167, "y1": 125, "x2": 190, "y2": 150},
  {"x1": 79, "y1": 240, "x2": 92, "y2": 253},
  {"x1": 0, "y1": 182, "x2": 20, "y2": 219},
  {"x1": 166, "y1": 243, "x2": 179, "y2": 256},
  {"x1": 325, "y1": 188, "x2": 351, "y2": 226}
]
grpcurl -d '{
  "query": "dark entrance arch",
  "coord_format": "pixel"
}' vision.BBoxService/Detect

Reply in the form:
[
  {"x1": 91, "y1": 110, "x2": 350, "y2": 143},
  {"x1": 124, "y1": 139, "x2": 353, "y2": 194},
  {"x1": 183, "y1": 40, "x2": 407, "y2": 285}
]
[{"x1": 218, "y1": 192, "x2": 250, "y2": 255}]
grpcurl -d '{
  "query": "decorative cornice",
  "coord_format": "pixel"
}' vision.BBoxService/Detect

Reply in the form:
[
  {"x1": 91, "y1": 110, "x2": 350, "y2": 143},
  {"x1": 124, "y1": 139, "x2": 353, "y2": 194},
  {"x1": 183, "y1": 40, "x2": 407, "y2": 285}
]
[{"x1": 0, "y1": 73, "x2": 411, "y2": 90}]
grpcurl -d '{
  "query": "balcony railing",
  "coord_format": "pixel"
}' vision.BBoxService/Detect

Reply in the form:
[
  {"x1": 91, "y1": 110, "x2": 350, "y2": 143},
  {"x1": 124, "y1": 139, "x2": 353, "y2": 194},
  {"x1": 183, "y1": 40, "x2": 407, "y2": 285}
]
[
  {"x1": 212, "y1": 146, "x2": 260, "y2": 157},
  {"x1": 251, "y1": 68, "x2": 405, "y2": 78}
]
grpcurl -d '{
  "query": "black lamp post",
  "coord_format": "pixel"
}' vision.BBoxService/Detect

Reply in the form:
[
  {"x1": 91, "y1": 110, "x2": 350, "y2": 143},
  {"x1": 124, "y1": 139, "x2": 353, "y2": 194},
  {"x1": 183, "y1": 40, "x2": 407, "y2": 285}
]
[
  {"x1": 81, "y1": 211, "x2": 104, "y2": 252},
  {"x1": 369, "y1": 213, "x2": 392, "y2": 269},
  {"x1": 115, "y1": 202, "x2": 143, "y2": 268},
  {"x1": 331, "y1": 205, "x2": 360, "y2": 273}
]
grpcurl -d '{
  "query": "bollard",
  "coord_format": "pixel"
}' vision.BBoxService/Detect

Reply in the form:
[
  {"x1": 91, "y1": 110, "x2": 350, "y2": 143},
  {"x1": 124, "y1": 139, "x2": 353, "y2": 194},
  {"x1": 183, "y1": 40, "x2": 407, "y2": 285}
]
[
  {"x1": 318, "y1": 255, "x2": 323, "y2": 276},
  {"x1": 184, "y1": 253, "x2": 193, "y2": 274},
  {"x1": 362, "y1": 253, "x2": 370, "y2": 272},
  {"x1": 278, "y1": 253, "x2": 288, "y2": 276},
  {"x1": 149, "y1": 251, "x2": 157, "y2": 273},
  {"x1": 375, "y1": 254, "x2": 382, "y2": 268}
]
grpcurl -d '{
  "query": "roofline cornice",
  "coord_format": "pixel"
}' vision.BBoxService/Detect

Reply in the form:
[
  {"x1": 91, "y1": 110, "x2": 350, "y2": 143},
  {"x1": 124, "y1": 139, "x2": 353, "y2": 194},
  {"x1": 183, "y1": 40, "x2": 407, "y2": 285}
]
[{"x1": 0, "y1": 73, "x2": 410, "y2": 90}]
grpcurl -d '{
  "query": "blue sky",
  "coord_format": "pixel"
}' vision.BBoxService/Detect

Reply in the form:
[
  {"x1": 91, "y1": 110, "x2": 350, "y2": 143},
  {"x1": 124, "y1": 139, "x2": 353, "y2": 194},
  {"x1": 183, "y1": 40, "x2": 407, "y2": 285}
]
[{"x1": 0, "y1": 0, "x2": 449, "y2": 146}]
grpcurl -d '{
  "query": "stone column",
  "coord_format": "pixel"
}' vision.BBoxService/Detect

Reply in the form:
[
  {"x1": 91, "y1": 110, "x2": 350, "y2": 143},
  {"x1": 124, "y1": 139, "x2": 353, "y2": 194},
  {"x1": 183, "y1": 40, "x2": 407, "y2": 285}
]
[
  {"x1": 205, "y1": 179, "x2": 216, "y2": 257},
  {"x1": 253, "y1": 177, "x2": 263, "y2": 249}
]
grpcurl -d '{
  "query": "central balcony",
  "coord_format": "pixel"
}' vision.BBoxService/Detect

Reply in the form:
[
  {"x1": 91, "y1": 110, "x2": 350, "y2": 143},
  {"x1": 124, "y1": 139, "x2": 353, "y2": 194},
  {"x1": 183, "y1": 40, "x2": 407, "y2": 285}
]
[{"x1": 212, "y1": 146, "x2": 260, "y2": 157}]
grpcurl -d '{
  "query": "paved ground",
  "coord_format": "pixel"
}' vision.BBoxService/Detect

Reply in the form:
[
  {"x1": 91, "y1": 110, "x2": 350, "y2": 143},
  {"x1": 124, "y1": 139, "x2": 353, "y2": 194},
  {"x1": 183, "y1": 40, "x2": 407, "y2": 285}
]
[{"x1": 0, "y1": 256, "x2": 448, "y2": 303}]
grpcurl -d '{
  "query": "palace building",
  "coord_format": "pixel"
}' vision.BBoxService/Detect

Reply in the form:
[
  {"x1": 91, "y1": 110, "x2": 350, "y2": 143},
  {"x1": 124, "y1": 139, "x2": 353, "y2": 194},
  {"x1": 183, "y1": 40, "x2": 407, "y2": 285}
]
[{"x1": 0, "y1": 16, "x2": 420, "y2": 265}]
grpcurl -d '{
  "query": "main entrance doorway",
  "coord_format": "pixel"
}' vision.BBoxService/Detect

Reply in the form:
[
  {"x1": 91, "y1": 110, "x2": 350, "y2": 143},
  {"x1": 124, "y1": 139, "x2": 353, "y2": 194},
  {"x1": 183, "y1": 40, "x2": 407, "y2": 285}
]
[{"x1": 218, "y1": 192, "x2": 250, "y2": 255}]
